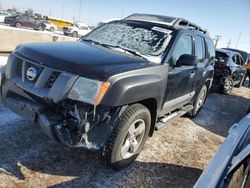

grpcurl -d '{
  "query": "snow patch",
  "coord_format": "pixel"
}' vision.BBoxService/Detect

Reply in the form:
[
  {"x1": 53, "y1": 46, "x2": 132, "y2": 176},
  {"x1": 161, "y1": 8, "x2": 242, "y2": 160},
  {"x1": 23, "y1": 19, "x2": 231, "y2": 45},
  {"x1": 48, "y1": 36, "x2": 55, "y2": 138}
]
[
  {"x1": 0, "y1": 56, "x2": 7, "y2": 67},
  {"x1": 0, "y1": 106, "x2": 22, "y2": 129},
  {"x1": 0, "y1": 24, "x2": 73, "y2": 38}
]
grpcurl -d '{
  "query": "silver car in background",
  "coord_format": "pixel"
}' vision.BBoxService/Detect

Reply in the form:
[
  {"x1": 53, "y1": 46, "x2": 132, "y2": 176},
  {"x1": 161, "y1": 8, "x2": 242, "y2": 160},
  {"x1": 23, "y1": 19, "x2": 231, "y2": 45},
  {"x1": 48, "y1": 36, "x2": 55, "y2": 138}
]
[{"x1": 195, "y1": 113, "x2": 250, "y2": 188}]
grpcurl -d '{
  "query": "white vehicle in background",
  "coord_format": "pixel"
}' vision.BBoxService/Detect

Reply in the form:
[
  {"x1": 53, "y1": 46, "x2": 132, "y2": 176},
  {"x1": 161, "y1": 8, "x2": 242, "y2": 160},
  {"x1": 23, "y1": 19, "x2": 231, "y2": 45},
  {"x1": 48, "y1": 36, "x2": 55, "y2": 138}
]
[
  {"x1": 63, "y1": 21, "x2": 91, "y2": 38},
  {"x1": 0, "y1": 11, "x2": 10, "y2": 23},
  {"x1": 40, "y1": 20, "x2": 57, "y2": 32}
]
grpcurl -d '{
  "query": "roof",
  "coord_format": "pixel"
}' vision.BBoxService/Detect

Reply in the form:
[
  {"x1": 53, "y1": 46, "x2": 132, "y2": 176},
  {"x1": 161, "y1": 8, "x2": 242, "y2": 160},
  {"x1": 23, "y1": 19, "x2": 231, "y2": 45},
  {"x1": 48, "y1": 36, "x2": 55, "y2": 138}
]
[
  {"x1": 124, "y1": 13, "x2": 178, "y2": 26},
  {"x1": 100, "y1": 18, "x2": 121, "y2": 23},
  {"x1": 124, "y1": 13, "x2": 209, "y2": 35},
  {"x1": 74, "y1": 21, "x2": 88, "y2": 27},
  {"x1": 216, "y1": 48, "x2": 241, "y2": 57},
  {"x1": 223, "y1": 48, "x2": 249, "y2": 64}
]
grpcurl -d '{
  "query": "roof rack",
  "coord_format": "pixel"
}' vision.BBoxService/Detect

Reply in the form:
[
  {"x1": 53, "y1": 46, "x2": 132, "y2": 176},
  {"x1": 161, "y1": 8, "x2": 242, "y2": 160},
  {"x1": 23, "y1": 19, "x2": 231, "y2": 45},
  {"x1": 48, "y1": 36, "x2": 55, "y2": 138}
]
[
  {"x1": 172, "y1": 18, "x2": 210, "y2": 35},
  {"x1": 124, "y1": 13, "x2": 210, "y2": 36}
]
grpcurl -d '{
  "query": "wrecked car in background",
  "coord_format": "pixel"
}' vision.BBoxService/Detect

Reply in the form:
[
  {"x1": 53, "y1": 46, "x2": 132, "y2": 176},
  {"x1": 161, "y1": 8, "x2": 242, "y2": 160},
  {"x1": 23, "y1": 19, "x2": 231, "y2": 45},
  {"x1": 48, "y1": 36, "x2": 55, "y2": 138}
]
[
  {"x1": 0, "y1": 13, "x2": 215, "y2": 170},
  {"x1": 195, "y1": 113, "x2": 250, "y2": 188},
  {"x1": 4, "y1": 14, "x2": 43, "y2": 30},
  {"x1": 212, "y1": 49, "x2": 247, "y2": 94}
]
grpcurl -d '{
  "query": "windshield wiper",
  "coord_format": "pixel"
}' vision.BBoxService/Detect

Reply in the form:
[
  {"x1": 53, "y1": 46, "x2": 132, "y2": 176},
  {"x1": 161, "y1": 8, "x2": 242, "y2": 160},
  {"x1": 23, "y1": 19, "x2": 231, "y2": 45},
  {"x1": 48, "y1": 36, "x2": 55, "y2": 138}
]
[
  {"x1": 81, "y1": 39, "x2": 149, "y2": 60},
  {"x1": 106, "y1": 44, "x2": 149, "y2": 60},
  {"x1": 81, "y1": 39, "x2": 108, "y2": 47}
]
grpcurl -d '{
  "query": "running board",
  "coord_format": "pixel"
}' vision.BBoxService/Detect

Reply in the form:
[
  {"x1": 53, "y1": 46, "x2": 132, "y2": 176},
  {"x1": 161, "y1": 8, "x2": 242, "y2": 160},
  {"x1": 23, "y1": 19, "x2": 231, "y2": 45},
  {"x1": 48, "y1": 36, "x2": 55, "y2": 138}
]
[{"x1": 155, "y1": 105, "x2": 194, "y2": 130}]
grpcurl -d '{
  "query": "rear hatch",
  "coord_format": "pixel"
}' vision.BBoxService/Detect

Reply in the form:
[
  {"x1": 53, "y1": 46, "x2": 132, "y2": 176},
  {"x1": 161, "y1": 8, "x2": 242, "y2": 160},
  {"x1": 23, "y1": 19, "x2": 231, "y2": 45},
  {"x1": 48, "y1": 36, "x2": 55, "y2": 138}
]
[{"x1": 214, "y1": 51, "x2": 229, "y2": 74}]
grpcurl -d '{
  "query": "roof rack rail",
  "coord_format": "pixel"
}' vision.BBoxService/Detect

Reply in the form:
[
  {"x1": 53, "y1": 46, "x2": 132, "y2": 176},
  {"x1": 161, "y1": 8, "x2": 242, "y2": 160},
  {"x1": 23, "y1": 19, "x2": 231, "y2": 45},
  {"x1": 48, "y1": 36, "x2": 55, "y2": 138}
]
[
  {"x1": 173, "y1": 18, "x2": 210, "y2": 35},
  {"x1": 123, "y1": 13, "x2": 210, "y2": 36}
]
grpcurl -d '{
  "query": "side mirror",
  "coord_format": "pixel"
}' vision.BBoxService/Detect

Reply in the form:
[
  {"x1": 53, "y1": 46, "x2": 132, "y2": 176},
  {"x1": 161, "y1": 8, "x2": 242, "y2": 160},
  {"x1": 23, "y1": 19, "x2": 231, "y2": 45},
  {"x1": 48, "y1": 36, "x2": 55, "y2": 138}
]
[{"x1": 176, "y1": 54, "x2": 197, "y2": 67}]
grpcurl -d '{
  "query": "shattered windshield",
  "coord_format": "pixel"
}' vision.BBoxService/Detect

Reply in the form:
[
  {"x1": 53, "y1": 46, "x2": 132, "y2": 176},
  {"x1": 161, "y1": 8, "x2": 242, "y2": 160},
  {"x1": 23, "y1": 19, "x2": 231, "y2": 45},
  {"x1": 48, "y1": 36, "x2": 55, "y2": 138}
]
[{"x1": 82, "y1": 21, "x2": 172, "y2": 56}]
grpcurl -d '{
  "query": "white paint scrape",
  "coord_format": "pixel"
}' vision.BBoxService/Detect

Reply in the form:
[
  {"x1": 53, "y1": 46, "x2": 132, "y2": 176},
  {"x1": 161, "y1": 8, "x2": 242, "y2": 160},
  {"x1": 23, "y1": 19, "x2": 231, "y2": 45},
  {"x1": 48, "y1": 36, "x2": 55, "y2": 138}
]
[{"x1": 0, "y1": 56, "x2": 8, "y2": 67}]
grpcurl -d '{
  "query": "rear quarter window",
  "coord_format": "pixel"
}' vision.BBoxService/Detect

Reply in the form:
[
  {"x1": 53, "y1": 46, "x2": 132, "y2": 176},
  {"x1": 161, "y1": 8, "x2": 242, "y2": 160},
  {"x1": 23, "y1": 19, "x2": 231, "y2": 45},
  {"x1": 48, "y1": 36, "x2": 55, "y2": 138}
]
[
  {"x1": 195, "y1": 36, "x2": 205, "y2": 60},
  {"x1": 205, "y1": 38, "x2": 215, "y2": 59}
]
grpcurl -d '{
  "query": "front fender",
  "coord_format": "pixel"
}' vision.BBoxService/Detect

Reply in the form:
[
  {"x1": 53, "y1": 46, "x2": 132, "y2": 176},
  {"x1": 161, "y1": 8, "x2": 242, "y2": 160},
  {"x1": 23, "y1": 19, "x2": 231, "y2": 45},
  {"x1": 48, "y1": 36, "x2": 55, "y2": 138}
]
[{"x1": 101, "y1": 64, "x2": 169, "y2": 110}]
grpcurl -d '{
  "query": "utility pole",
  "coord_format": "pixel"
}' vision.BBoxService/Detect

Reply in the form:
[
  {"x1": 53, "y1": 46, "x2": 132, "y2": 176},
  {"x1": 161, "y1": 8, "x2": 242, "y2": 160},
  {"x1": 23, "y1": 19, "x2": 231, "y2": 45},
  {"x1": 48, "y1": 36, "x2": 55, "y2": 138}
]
[
  {"x1": 78, "y1": 0, "x2": 82, "y2": 21},
  {"x1": 235, "y1": 32, "x2": 241, "y2": 49},
  {"x1": 214, "y1": 35, "x2": 222, "y2": 47},
  {"x1": 227, "y1": 39, "x2": 232, "y2": 48}
]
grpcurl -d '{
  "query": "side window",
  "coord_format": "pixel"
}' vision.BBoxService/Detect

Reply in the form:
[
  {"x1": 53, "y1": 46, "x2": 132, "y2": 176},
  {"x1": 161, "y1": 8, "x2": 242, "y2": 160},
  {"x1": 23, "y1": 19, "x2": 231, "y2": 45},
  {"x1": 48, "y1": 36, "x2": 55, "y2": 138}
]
[
  {"x1": 232, "y1": 55, "x2": 240, "y2": 65},
  {"x1": 195, "y1": 36, "x2": 205, "y2": 60},
  {"x1": 21, "y1": 15, "x2": 28, "y2": 20},
  {"x1": 28, "y1": 17, "x2": 34, "y2": 22},
  {"x1": 172, "y1": 35, "x2": 193, "y2": 61},
  {"x1": 227, "y1": 158, "x2": 250, "y2": 188},
  {"x1": 205, "y1": 38, "x2": 215, "y2": 59},
  {"x1": 238, "y1": 56, "x2": 244, "y2": 66},
  {"x1": 80, "y1": 26, "x2": 88, "y2": 30}
]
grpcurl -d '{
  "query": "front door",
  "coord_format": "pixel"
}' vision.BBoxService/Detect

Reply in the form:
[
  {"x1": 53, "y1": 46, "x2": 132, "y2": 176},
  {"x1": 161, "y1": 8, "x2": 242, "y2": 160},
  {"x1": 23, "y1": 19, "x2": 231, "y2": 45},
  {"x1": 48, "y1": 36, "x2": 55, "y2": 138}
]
[{"x1": 162, "y1": 34, "x2": 195, "y2": 112}]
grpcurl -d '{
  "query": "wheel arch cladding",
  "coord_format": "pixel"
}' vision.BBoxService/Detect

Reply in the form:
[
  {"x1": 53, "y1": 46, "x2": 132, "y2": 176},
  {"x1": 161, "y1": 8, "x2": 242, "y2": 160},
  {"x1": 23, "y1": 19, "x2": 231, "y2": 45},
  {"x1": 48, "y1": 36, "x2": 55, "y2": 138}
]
[
  {"x1": 101, "y1": 65, "x2": 169, "y2": 109},
  {"x1": 138, "y1": 98, "x2": 157, "y2": 137}
]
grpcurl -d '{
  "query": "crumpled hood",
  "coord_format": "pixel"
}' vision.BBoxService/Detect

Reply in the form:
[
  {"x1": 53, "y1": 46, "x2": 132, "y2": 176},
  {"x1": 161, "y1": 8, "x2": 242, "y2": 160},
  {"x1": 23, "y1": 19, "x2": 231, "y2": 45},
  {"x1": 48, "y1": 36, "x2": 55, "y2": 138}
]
[{"x1": 14, "y1": 41, "x2": 154, "y2": 80}]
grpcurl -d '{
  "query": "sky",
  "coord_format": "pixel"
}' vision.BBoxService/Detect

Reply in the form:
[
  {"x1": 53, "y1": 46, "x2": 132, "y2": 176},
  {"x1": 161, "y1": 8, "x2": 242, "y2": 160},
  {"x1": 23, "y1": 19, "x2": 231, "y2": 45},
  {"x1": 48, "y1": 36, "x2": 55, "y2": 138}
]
[{"x1": 0, "y1": 0, "x2": 250, "y2": 52}]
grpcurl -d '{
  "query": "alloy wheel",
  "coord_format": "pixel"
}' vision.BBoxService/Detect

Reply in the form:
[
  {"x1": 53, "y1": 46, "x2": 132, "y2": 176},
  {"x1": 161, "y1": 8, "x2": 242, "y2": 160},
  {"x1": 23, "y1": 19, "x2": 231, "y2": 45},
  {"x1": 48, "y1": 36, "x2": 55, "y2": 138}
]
[{"x1": 120, "y1": 119, "x2": 146, "y2": 159}]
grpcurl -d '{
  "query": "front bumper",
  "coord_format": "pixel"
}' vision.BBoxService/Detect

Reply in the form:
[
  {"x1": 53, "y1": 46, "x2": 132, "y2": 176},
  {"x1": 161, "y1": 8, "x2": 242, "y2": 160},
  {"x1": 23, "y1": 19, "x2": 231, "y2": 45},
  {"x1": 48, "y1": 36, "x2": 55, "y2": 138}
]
[{"x1": 0, "y1": 69, "x2": 58, "y2": 141}]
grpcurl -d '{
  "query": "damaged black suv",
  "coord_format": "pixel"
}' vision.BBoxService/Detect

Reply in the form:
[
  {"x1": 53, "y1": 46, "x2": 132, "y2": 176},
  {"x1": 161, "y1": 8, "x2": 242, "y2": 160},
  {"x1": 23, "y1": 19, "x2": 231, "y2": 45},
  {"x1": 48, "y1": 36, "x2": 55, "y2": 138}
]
[{"x1": 0, "y1": 14, "x2": 215, "y2": 170}]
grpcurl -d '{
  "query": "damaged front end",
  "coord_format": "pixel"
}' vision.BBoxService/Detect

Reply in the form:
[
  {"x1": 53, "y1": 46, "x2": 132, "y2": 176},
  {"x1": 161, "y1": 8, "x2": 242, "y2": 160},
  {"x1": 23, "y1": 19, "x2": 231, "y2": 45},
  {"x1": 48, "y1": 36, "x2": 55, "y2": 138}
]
[
  {"x1": 0, "y1": 53, "x2": 123, "y2": 150},
  {"x1": 54, "y1": 100, "x2": 124, "y2": 149}
]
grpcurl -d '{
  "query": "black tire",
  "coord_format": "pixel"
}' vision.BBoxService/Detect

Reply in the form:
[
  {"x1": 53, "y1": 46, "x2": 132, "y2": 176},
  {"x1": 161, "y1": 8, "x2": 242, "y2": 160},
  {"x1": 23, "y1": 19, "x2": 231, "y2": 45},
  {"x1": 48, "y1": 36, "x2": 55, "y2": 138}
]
[
  {"x1": 15, "y1": 22, "x2": 22, "y2": 28},
  {"x1": 235, "y1": 73, "x2": 246, "y2": 88},
  {"x1": 188, "y1": 85, "x2": 208, "y2": 117},
  {"x1": 100, "y1": 103, "x2": 151, "y2": 170},
  {"x1": 72, "y1": 31, "x2": 78, "y2": 38},
  {"x1": 221, "y1": 77, "x2": 233, "y2": 94},
  {"x1": 50, "y1": 27, "x2": 55, "y2": 32}
]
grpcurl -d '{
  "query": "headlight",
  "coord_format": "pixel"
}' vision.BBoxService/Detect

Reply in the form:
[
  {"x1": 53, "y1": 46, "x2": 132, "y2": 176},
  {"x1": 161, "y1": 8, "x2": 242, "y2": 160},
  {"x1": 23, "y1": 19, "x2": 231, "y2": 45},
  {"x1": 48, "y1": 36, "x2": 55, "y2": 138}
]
[{"x1": 68, "y1": 77, "x2": 110, "y2": 105}]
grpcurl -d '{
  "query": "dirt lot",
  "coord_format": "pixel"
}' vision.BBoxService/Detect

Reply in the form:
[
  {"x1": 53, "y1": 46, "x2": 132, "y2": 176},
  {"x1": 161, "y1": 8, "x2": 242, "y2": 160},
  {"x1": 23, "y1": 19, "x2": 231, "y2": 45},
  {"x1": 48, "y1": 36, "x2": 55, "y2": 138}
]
[{"x1": 0, "y1": 83, "x2": 249, "y2": 188}]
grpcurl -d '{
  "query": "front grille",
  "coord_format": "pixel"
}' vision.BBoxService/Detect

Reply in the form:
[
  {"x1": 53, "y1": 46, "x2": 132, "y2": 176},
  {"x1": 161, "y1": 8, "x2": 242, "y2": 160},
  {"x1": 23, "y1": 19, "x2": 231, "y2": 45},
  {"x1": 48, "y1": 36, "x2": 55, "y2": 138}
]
[
  {"x1": 16, "y1": 61, "x2": 22, "y2": 77},
  {"x1": 45, "y1": 71, "x2": 60, "y2": 88},
  {"x1": 14, "y1": 57, "x2": 61, "y2": 89}
]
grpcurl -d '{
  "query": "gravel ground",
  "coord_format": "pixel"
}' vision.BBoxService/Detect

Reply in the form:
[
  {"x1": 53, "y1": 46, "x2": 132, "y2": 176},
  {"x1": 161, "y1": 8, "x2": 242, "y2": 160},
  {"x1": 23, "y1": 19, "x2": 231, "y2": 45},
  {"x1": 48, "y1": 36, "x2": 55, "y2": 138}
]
[{"x1": 0, "y1": 84, "x2": 249, "y2": 188}]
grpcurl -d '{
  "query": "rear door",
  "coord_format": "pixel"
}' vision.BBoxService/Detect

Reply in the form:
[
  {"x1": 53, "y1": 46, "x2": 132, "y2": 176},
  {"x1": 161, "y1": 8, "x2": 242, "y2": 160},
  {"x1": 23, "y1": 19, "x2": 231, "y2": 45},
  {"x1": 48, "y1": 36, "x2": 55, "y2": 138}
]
[
  {"x1": 20, "y1": 15, "x2": 29, "y2": 27},
  {"x1": 235, "y1": 55, "x2": 246, "y2": 83},
  {"x1": 231, "y1": 54, "x2": 242, "y2": 84},
  {"x1": 162, "y1": 34, "x2": 196, "y2": 112},
  {"x1": 191, "y1": 35, "x2": 207, "y2": 92}
]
